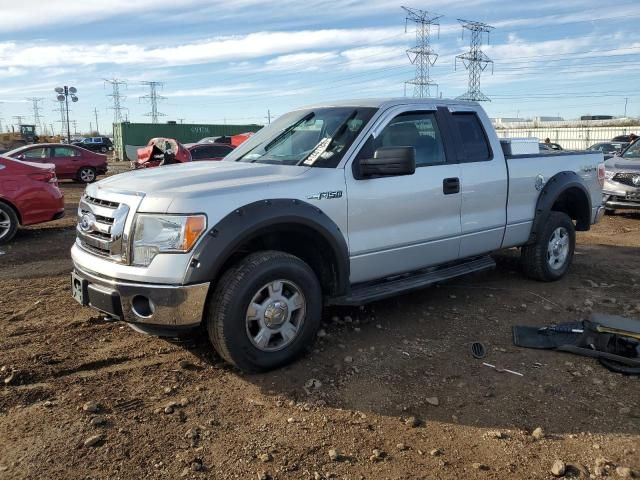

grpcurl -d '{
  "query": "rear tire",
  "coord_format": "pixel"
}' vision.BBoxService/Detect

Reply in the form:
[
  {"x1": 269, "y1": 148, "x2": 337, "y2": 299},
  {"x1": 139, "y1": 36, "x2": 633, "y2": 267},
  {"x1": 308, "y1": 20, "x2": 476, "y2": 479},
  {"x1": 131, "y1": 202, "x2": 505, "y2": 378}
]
[
  {"x1": 77, "y1": 166, "x2": 96, "y2": 183},
  {"x1": 0, "y1": 202, "x2": 19, "y2": 245},
  {"x1": 521, "y1": 211, "x2": 575, "y2": 282},
  {"x1": 206, "y1": 251, "x2": 322, "y2": 372},
  {"x1": 100, "y1": 146, "x2": 107, "y2": 153}
]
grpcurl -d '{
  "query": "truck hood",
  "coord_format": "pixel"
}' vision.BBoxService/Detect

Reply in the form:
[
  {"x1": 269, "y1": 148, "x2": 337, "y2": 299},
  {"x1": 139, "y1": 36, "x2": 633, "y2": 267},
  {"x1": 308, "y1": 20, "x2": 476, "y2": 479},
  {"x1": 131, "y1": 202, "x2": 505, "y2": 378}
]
[
  {"x1": 91, "y1": 160, "x2": 310, "y2": 212},
  {"x1": 605, "y1": 157, "x2": 640, "y2": 171}
]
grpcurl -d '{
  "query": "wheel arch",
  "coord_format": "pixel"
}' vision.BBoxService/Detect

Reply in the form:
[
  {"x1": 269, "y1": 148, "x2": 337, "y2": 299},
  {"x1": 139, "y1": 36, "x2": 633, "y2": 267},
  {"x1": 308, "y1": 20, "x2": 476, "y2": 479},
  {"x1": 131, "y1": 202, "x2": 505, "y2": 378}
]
[
  {"x1": 184, "y1": 199, "x2": 350, "y2": 297},
  {"x1": 527, "y1": 171, "x2": 592, "y2": 244}
]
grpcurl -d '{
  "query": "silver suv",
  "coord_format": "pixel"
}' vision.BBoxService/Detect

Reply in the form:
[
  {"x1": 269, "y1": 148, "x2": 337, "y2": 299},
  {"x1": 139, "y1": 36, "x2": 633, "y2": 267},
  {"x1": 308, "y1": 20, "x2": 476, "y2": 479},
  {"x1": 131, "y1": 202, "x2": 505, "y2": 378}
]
[{"x1": 603, "y1": 140, "x2": 640, "y2": 212}]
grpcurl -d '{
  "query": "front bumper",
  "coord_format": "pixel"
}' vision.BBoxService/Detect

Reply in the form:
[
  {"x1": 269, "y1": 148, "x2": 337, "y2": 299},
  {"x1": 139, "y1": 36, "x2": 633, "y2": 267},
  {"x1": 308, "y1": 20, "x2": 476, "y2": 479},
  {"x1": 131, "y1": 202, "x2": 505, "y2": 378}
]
[
  {"x1": 603, "y1": 193, "x2": 640, "y2": 210},
  {"x1": 71, "y1": 264, "x2": 209, "y2": 328}
]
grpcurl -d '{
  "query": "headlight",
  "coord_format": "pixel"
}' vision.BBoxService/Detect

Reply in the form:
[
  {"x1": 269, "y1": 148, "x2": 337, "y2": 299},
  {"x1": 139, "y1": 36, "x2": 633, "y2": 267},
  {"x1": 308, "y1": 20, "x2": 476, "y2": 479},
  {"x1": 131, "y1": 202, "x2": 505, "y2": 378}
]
[
  {"x1": 604, "y1": 171, "x2": 615, "y2": 180},
  {"x1": 132, "y1": 214, "x2": 206, "y2": 266}
]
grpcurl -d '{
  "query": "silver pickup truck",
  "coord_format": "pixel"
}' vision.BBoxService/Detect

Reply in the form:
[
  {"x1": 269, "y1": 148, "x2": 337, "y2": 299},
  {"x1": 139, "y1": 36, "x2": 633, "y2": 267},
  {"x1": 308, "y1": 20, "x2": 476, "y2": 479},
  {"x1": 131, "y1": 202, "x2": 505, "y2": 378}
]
[{"x1": 71, "y1": 98, "x2": 605, "y2": 371}]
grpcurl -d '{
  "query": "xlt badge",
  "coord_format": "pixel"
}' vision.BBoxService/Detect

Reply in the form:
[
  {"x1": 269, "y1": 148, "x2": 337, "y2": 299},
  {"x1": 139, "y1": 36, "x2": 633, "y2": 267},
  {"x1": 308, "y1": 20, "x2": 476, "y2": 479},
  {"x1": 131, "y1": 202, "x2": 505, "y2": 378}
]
[{"x1": 307, "y1": 191, "x2": 343, "y2": 200}]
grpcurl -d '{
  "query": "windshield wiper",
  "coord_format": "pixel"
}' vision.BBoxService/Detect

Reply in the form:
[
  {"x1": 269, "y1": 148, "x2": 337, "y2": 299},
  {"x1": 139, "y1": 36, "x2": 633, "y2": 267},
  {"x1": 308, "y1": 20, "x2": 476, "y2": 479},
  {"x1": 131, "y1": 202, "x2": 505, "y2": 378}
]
[{"x1": 263, "y1": 112, "x2": 315, "y2": 153}]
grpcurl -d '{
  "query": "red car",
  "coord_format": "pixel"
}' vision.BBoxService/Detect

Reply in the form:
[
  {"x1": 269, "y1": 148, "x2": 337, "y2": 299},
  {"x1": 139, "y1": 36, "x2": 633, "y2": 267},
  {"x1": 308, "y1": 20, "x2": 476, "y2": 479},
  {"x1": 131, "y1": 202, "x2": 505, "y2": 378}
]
[
  {"x1": 134, "y1": 138, "x2": 191, "y2": 169},
  {"x1": 0, "y1": 156, "x2": 64, "y2": 244},
  {"x1": 5, "y1": 143, "x2": 107, "y2": 183},
  {"x1": 188, "y1": 143, "x2": 235, "y2": 161}
]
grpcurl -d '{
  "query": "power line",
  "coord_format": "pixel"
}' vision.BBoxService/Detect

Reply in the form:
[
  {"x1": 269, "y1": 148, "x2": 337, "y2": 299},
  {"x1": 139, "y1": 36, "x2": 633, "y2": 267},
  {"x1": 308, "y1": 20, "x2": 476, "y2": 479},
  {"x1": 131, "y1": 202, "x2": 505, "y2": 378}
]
[
  {"x1": 26, "y1": 97, "x2": 44, "y2": 133},
  {"x1": 402, "y1": 6, "x2": 442, "y2": 98},
  {"x1": 140, "y1": 81, "x2": 166, "y2": 124},
  {"x1": 94, "y1": 107, "x2": 100, "y2": 134},
  {"x1": 53, "y1": 101, "x2": 67, "y2": 137},
  {"x1": 455, "y1": 19, "x2": 495, "y2": 102},
  {"x1": 12, "y1": 115, "x2": 26, "y2": 126},
  {"x1": 104, "y1": 78, "x2": 127, "y2": 124}
]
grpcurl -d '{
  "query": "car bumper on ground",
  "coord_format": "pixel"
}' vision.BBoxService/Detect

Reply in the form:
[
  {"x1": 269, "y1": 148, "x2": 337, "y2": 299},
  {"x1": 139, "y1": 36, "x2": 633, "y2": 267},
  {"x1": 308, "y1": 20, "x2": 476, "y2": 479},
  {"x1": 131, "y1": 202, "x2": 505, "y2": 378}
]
[{"x1": 71, "y1": 264, "x2": 209, "y2": 329}]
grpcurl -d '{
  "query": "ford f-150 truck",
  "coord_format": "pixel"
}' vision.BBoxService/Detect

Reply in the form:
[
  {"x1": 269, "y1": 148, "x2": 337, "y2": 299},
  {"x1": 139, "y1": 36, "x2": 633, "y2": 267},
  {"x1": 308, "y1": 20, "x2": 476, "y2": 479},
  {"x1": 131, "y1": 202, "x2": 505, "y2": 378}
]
[{"x1": 71, "y1": 98, "x2": 606, "y2": 371}]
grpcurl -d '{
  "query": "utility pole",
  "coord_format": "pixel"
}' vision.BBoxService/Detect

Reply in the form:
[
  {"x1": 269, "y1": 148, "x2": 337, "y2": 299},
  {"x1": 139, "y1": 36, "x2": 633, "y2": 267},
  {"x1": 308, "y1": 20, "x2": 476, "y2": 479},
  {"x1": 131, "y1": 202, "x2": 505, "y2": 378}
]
[
  {"x1": 13, "y1": 115, "x2": 26, "y2": 126},
  {"x1": 94, "y1": 107, "x2": 100, "y2": 134},
  {"x1": 105, "y1": 78, "x2": 127, "y2": 124},
  {"x1": 455, "y1": 19, "x2": 495, "y2": 102},
  {"x1": 26, "y1": 97, "x2": 44, "y2": 133},
  {"x1": 178, "y1": 118, "x2": 185, "y2": 124},
  {"x1": 266, "y1": 109, "x2": 272, "y2": 124},
  {"x1": 71, "y1": 119, "x2": 78, "y2": 135},
  {"x1": 140, "y1": 81, "x2": 166, "y2": 124},
  {"x1": 54, "y1": 101, "x2": 67, "y2": 137},
  {"x1": 402, "y1": 6, "x2": 442, "y2": 98}
]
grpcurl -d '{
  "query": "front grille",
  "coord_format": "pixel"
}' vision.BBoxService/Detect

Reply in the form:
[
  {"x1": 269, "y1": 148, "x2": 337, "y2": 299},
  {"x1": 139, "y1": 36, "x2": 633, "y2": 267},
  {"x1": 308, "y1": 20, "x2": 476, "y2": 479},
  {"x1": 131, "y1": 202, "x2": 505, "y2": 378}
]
[
  {"x1": 612, "y1": 172, "x2": 640, "y2": 187},
  {"x1": 77, "y1": 194, "x2": 130, "y2": 262},
  {"x1": 84, "y1": 195, "x2": 120, "y2": 209}
]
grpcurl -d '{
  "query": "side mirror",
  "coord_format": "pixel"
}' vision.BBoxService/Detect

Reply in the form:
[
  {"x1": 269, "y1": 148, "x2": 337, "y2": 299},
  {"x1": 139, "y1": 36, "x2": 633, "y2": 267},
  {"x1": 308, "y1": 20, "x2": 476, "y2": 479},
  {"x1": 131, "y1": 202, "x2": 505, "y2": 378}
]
[{"x1": 357, "y1": 146, "x2": 416, "y2": 178}]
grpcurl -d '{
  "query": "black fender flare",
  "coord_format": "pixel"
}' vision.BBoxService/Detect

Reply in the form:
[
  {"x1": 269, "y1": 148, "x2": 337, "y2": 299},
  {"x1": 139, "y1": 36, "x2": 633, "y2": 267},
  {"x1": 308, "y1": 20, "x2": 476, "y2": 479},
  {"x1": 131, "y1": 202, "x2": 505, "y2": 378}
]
[
  {"x1": 527, "y1": 171, "x2": 592, "y2": 244},
  {"x1": 183, "y1": 199, "x2": 350, "y2": 295}
]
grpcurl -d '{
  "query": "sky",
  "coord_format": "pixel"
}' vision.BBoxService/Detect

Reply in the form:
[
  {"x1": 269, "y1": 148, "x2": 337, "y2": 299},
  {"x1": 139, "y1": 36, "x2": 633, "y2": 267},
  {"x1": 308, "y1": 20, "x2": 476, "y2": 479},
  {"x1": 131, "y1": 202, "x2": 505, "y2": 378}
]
[{"x1": 1, "y1": 0, "x2": 639, "y2": 135}]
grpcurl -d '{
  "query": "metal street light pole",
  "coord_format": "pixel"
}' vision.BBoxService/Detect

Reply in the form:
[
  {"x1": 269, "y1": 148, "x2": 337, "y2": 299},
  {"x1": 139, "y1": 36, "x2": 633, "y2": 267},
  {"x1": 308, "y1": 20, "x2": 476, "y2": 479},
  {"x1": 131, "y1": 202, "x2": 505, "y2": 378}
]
[
  {"x1": 64, "y1": 87, "x2": 71, "y2": 143},
  {"x1": 55, "y1": 85, "x2": 78, "y2": 143}
]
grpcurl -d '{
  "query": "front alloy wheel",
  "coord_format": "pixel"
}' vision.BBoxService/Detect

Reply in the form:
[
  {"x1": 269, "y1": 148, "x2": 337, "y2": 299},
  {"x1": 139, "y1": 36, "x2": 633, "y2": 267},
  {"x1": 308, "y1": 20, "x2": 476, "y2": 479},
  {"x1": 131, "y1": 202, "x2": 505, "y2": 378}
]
[
  {"x1": 547, "y1": 227, "x2": 570, "y2": 271},
  {"x1": 206, "y1": 251, "x2": 322, "y2": 372},
  {"x1": 245, "y1": 280, "x2": 306, "y2": 352}
]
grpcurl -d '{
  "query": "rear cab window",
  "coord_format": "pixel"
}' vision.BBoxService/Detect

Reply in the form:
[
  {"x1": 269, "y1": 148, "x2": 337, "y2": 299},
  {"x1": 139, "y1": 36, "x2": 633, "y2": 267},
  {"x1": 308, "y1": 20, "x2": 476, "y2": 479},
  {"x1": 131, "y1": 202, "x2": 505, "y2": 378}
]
[{"x1": 449, "y1": 112, "x2": 492, "y2": 162}]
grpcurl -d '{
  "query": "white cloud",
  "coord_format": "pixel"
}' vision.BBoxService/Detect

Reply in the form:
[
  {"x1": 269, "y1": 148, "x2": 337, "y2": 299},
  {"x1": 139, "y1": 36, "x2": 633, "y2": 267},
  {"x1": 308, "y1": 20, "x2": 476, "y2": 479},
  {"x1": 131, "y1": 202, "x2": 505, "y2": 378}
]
[{"x1": 0, "y1": 27, "x2": 404, "y2": 70}]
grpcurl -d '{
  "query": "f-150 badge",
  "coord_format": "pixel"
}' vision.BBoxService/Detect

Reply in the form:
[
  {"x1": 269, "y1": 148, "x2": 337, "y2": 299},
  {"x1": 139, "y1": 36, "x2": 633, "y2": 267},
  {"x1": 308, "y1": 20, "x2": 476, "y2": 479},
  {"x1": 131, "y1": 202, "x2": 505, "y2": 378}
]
[{"x1": 307, "y1": 191, "x2": 343, "y2": 200}]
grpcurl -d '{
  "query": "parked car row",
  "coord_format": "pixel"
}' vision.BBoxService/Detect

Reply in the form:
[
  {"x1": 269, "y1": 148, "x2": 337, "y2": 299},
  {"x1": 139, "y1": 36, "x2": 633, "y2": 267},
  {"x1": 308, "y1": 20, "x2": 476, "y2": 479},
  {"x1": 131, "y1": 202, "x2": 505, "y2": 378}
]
[
  {"x1": 0, "y1": 131, "x2": 251, "y2": 243},
  {"x1": 134, "y1": 136, "x2": 240, "y2": 169},
  {"x1": 3, "y1": 143, "x2": 108, "y2": 183}
]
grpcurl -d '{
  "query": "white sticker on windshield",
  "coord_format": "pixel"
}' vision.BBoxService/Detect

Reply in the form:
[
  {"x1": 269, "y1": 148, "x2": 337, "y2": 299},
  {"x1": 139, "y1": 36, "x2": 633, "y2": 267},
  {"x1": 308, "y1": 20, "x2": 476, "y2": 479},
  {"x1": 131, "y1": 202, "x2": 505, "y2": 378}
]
[{"x1": 303, "y1": 137, "x2": 332, "y2": 166}]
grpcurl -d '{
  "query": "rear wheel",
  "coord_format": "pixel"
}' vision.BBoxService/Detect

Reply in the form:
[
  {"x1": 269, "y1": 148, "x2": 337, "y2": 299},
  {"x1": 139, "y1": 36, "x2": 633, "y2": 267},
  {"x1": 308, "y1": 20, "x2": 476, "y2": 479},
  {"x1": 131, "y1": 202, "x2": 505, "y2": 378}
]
[
  {"x1": 0, "y1": 203, "x2": 19, "y2": 244},
  {"x1": 521, "y1": 211, "x2": 575, "y2": 281},
  {"x1": 77, "y1": 166, "x2": 96, "y2": 183},
  {"x1": 100, "y1": 146, "x2": 107, "y2": 153},
  {"x1": 206, "y1": 251, "x2": 322, "y2": 372}
]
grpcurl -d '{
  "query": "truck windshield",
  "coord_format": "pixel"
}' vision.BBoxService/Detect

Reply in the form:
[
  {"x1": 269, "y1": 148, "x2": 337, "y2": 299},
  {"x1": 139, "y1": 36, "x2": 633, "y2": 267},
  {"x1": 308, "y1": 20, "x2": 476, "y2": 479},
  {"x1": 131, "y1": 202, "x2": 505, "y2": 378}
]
[
  {"x1": 622, "y1": 141, "x2": 640, "y2": 160},
  {"x1": 227, "y1": 107, "x2": 377, "y2": 167}
]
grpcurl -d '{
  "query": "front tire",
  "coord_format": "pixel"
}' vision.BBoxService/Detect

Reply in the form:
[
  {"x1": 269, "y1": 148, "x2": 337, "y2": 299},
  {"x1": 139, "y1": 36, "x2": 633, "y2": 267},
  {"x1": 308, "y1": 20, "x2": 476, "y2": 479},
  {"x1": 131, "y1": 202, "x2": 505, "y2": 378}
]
[
  {"x1": 0, "y1": 203, "x2": 19, "y2": 244},
  {"x1": 206, "y1": 251, "x2": 322, "y2": 372},
  {"x1": 77, "y1": 166, "x2": 97, "y2": 183},
  {"x1": 521, "y1": 211, "x2": 575, "y2": 281}
]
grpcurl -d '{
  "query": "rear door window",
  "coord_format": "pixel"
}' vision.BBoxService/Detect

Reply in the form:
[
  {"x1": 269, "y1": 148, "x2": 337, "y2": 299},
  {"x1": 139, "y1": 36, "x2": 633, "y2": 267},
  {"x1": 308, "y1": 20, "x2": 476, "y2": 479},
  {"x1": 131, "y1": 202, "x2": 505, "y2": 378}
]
[
  {"x1": 53, "y1": 147, "x2": 78, "y2": 157},
  {"x1": 450, "y1": 112, "x2": 492, "y2": 162}
]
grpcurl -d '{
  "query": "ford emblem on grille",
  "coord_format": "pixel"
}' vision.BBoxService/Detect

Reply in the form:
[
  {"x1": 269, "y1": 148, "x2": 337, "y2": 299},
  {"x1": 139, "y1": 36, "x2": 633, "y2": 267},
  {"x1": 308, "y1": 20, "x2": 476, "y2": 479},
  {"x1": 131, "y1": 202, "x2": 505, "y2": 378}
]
[{"x1": 79, "y1": 212, "x2": 96, "y2": 233}]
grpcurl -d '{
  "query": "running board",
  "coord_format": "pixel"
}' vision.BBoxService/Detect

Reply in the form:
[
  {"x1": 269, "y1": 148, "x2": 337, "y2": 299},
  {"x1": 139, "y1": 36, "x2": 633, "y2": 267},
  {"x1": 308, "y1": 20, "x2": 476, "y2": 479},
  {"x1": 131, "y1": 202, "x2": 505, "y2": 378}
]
[{"x1": 327, "y1": 256, "x2": 495, "y2": 306}]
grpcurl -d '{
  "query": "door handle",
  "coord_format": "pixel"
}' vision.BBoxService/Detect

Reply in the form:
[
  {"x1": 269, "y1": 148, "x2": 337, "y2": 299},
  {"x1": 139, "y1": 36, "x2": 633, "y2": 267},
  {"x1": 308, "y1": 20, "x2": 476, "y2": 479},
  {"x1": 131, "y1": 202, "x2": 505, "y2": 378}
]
[{"x1": 443, "y1": 177, "x2": 460, "y2": 195}]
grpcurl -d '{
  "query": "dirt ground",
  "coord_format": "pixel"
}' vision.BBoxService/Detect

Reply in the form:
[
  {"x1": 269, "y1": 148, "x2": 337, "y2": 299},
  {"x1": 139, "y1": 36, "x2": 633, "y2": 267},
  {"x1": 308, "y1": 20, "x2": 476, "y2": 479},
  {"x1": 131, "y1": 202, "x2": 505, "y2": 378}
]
[{"x1": 0, "y1": 177, "x2": 639, "y2": 480}]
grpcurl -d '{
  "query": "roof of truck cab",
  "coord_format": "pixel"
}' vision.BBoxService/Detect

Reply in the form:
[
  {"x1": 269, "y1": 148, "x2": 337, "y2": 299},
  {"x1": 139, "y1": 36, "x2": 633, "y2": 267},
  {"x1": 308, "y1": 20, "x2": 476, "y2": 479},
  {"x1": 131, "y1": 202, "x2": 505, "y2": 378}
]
[{"x1": 298, "y1": 97, "x2": 481, "y2": 110}]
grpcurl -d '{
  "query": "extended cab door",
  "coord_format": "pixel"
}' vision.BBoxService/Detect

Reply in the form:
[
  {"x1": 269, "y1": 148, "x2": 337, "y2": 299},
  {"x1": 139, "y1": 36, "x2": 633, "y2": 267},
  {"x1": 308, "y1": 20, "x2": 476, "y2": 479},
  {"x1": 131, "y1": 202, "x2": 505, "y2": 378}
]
[
  {"x1": 345, "y1": 106, "x2": 462, "y2": 284},
  {"x1": 443, "y1": 107, "x2": 508, "y2": 257}
]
